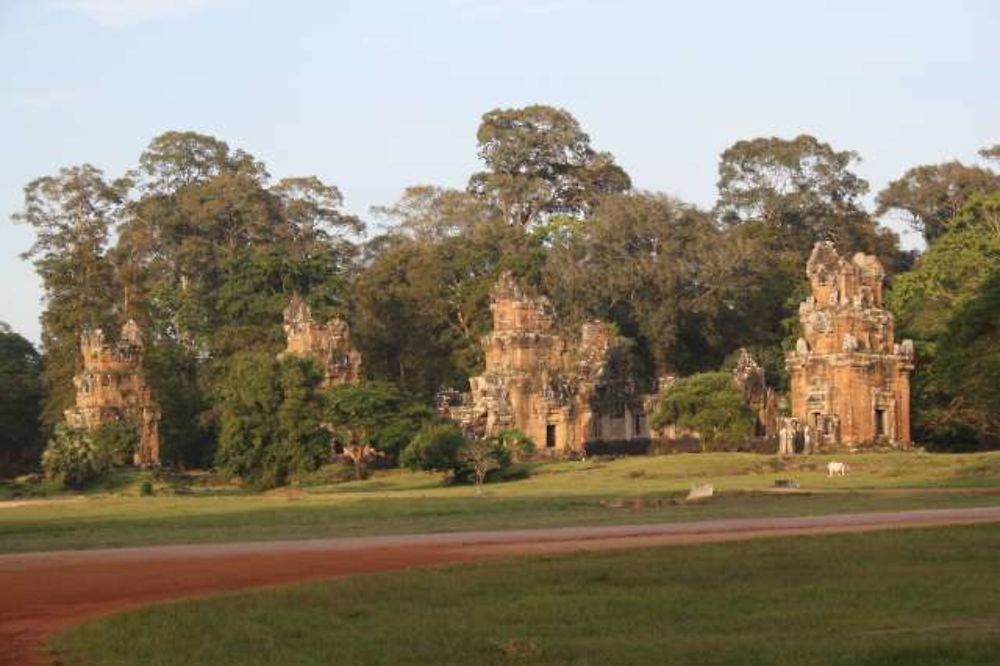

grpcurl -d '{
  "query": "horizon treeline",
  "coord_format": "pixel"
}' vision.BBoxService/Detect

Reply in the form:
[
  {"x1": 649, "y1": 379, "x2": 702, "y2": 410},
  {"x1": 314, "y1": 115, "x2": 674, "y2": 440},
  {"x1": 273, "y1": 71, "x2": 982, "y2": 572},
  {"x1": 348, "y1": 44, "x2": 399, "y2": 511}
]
[{"x1": 2, "y1": 105, "x2": 999, "y2": 479}]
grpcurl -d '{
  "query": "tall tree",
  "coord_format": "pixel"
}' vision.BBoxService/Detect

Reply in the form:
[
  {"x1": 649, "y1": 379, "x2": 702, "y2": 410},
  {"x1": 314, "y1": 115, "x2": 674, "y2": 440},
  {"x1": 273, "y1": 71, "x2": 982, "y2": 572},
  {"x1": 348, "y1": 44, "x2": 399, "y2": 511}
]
[
  {"x1": 468, "y1": 105, "x2": 630, "y2": 227},
  {"x1": 715, "y1": 135, "x2": 900, "y2": 266},
  {"x1": 875, "y1": 161, "x2": 1000, "y2": 243},
  {"x1": 888, "y1": 192, "x2": 1000, "y2": 449},
  {"x1": 13, "y1": 165, "x2": 124, "y2": 427}
]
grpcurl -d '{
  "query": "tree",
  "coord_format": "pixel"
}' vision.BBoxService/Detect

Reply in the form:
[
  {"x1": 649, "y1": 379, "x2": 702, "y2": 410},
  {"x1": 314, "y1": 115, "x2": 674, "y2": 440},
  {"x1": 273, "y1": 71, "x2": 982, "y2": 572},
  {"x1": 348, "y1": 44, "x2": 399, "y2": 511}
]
[
  {"x1": 929, "y1": 271, "x2": 1000, "y2": 448},
  {"x1": 980, "y1": 144, "x2": 1000, "y2": 166},
  {"x1": 459, "y1": 438, "x2": 510, "y2": 495},
  {"x1": 400, "y1": 422, "x2": 467, "y2": 477},
  {"x1": 215, "y1": 354, "x2": 328, "y2": 488},
  {"x1": 468, "y1": 105, "x2": 630, "y2": 227},
  {"x1": 542, "y1": 191, "x2": 798, "y2": 376},
  {"x1": 650, "y1": 372, "x2": 754, "y2": 452},
  {"x1": 875, "y1": 161, "x2": 1000, "y2": 243},
  {"x1": 887, "y1": 192, "x2": 1000, "y2": 449},
  {"x1": 354, "y1": 217, "x2": 544, "y2": 396},
  {"x1": 888, "y1": 193, "x2": 1000, "y2": 341},
  {"x1": 136, "y1": 130, "x2": 266, "y2": 194},
  {"x1": 323, "y1": 382, "x2": 433, "y2": 478},
  {"x1": 371, "y1": 185, "x2": 493, "y2": 243},
  {"x1": 13, "y1": 165, "x2": 124, "y2": 428},
  {"x1": 715, "y1": 135, "x2": 900, "y2": 265},
  {"x1": 0, "y1": 323, "x2": 43, "y2": 477}
]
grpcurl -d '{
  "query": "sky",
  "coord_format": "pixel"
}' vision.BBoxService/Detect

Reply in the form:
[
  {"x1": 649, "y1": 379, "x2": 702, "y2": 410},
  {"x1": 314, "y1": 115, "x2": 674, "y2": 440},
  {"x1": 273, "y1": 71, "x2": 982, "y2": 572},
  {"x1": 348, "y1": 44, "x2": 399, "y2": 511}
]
[{"x1": 1, "y1": 0, "x2": 998, "y2": 345}]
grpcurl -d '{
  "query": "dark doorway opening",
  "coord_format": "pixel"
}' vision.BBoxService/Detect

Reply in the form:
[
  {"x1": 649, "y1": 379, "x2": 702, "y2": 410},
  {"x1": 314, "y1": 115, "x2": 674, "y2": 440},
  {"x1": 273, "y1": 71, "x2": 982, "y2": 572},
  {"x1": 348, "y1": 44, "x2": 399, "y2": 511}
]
[
  {"x1": 875, "y1": 408, "x2": 886, "y2": 438},
  {"x1": 546, "y1": 424, "x2": 557, "y2": 448}
]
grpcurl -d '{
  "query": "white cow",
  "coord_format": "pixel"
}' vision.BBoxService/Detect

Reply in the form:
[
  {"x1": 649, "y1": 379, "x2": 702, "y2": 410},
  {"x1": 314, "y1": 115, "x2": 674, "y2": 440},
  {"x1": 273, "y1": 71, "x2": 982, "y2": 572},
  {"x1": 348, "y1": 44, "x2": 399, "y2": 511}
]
[{"x1": 827, "y1": 461, "x2": 848, "y2": 477}]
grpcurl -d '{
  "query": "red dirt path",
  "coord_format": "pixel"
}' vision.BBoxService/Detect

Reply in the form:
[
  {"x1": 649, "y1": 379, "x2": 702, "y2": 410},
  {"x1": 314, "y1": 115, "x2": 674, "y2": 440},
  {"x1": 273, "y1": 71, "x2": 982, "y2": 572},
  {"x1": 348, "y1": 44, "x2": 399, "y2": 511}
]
[{"x1": 2, "y1": 506, "x2": 999, "y2": 666}]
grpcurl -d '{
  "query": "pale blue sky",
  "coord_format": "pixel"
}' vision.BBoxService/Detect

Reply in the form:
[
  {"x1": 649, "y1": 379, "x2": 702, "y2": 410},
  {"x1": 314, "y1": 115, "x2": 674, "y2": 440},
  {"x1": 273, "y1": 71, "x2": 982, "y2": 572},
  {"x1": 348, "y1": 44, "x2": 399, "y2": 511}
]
[{"x1": 2, "y1": 0, "x2": 998, "y2": 344}]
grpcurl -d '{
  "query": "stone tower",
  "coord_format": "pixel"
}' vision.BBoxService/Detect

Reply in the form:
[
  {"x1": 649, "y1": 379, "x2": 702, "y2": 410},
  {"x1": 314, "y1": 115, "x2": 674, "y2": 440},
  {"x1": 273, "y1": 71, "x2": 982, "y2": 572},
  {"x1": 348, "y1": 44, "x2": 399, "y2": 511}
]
[
  {"x1": 64, "y1": 320, "x2": 161, "y2": 467},
  {"x1": 282, "y1": 295, "x2": 363, "y2": 387},
  {"x1": 443, "y1": 272, "x2": 649, "y2": 453},
  {"x1": 786, "y1": 242, "x2": 914, "y2": 450}
]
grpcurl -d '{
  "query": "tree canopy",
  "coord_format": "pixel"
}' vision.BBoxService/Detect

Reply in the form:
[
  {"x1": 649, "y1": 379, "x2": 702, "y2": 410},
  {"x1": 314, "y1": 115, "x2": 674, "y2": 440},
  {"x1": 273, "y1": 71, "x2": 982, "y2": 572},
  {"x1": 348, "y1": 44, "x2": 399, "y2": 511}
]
[{"x1": 8, "y1": 109, "x2": 1000, "y2": 485}]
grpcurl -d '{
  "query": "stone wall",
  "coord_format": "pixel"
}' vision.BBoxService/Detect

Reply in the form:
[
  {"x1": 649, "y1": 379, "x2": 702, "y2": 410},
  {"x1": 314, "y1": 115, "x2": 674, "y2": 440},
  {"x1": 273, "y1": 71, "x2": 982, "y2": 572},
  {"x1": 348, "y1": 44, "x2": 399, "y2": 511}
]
[
  {"x1": 282, "y1": 295, "x2": 363, "y2": 387},
  {"x1": 443, "y1": 272, "x2": 649, "y2": 454},
  {"x1": 785, "y1": 242, "x2": 914, "y2": 450},
  {"x1": 64, "y1": 320, "x2": 161, "y2": 467}
]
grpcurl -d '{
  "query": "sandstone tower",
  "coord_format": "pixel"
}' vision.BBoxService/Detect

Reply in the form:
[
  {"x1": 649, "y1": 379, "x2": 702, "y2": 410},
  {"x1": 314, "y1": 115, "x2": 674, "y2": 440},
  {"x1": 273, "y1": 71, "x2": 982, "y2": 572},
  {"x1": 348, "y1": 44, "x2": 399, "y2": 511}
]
[
  {"x1": 786, "y1": 242, "x2": 914, "y2": 450},
  {"x1": 64, "y1": 320, "x2": 161, "y2": 467},
  {"x1": 282, "y1": 295, "x2": 363, "y2": 387},
  {"x1": 444, "y1": 272, "x2": 648, "y2": 453}
]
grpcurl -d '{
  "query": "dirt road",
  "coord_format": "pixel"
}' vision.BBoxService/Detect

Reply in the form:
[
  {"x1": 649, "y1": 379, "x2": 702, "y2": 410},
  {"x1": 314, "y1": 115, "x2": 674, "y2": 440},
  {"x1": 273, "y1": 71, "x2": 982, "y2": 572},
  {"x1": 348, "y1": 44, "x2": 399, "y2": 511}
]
[{"x1": 3, "y1": 506, "x2": 999, "y2": 665}]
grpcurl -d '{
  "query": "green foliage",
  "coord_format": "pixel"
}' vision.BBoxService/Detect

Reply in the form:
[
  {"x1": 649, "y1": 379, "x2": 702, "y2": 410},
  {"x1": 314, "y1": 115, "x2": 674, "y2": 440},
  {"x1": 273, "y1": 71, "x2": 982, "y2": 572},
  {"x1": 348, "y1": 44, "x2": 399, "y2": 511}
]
[
  {"x1": 0, "y1": 323, "x2": 43, "y2": 477},
  {"x1": 215, "y1": 354, "x2": 328, "y2": 489},
  {"x1": 323, "y1": 382, "x2": 433, "y2": 460},
  {"x1": 13, "y1": 165, "x2": 123, "y2": 429},
  {"x1": 400, "y1": 422, "x2": 468, "y2": 475},
  {"x1": 92, "y1": 420, "x2": 138, "y2": 469},
  {"x1": 494, "y1": 429, "x2": 536, "y2": 462},
  {"x1": 875, "y1": 160, "x2": 999, "y2": 243},
  {"x1": 458, "y1": 438, "x2": 511, "y2": 493},
  {"x1": 889, "y1": 193, "x2": 1000, "y2": 449},
  {"x1": 41, "y1": 425, "x2": 98, "y2": 488},
  {"x1": 354, "y1": 217, "x2": 544, "y2": 396},
  {"x1": 144, "y1": 342, "x2": 212, "y2": 468},
  {"x1": 41, "y1": 421, "x2": 135, "y2": 488},
  {"x1": 715, "y1": 134, "x2": 902, "y2": 270},
  {"x1": 922, "y1": 272, "x2": 1000, "y2": 448},
  {"x1": 468, "y1": 105, "x2": 630, "y2": 227},
  {"x1": 650, "y1": 372, "x2": 754, "y2": 451}
]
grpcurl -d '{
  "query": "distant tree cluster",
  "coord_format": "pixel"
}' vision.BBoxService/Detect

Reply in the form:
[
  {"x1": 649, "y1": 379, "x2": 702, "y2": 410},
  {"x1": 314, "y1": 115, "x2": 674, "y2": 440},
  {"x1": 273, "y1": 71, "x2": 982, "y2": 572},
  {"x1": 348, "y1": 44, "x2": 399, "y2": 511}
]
[{"x1": 3, "y1": 106, "x2": 998, "y2": 486}]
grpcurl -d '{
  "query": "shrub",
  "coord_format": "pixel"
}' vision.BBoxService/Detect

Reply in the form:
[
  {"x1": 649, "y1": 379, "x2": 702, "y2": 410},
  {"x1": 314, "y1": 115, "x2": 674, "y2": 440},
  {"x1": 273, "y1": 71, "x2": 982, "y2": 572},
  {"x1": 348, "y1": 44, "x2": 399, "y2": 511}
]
[
  {"x1": 459, "y1": 438, "x2": 511, "y2": 494},
  {"x1": 41, "y1": 420, "x2": 140, "y2": 489},
  {"x1": 400, "y1": 422, "x2": 467, "y2": 476},
  {"x1": 495, "y1": 429, "x2": 536, "y2": 461},
  {"x1": 41, "y1": 425, "x2": 99, "y2": 488},
  {"x1": 650, "y1": 372, "x2": 754, "y2": 452}
]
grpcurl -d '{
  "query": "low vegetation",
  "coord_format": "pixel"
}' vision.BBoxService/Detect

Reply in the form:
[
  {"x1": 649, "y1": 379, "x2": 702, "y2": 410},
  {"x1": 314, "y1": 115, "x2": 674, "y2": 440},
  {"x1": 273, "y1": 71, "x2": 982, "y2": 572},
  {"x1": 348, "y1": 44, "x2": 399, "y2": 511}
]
[
  {"x1": 2, "y1": 452, "x2": 999, "y2": 554},
  {"x1": 51, "y1": 523, "x2": 1000, "y2": 665}
]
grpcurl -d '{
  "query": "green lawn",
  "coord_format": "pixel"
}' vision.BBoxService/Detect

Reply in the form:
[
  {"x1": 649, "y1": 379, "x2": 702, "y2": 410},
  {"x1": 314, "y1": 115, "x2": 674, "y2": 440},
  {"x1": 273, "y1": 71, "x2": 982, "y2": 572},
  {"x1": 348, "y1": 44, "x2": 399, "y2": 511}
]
[
  {"x1": 2, "y1": 451, "x2": 999, "y2": 554},
  {"x1": 52, "y1": 523, "x2": 1000, "y2": 665}
]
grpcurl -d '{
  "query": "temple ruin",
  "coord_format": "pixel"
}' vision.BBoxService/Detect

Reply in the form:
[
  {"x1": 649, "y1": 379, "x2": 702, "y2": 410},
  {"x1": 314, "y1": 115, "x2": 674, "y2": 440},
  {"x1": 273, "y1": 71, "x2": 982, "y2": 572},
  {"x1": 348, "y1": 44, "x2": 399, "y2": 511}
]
[
  {"x1": 786, "y1": 242, "x2": 914, "y2": 450},
  {"x1": 64, "y1": 320, "x2": 161, "y2": 467},
  {"x1": 282, "y1": 295, "x2": 363, "y2": 387},
  {"x1": 443, "y1": 272, "x2": 650, "y2": 453},
  {"x1": 731, "y1": 348, "x2": 779, "y2": 438}
]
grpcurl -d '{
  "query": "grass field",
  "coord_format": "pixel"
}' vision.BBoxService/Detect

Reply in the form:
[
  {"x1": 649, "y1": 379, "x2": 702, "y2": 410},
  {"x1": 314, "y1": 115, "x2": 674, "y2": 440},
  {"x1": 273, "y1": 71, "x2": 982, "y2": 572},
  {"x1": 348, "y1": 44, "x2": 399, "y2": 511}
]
[
  {"x1": 51, "y1": 523, "x2": 1000, "y2": 665},
  {"x1": 2, "y1": 451, "x2": 999, "y2": 554}
]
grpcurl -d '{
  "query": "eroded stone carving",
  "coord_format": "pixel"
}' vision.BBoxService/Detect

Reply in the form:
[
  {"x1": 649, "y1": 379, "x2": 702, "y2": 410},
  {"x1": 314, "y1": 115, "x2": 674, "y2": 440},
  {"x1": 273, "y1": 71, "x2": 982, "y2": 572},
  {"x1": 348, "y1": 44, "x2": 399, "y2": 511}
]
[
  {"x1": 283, "y1": 295, "x2": 363, "y2": 387},
  {"x1": 786, "y1": 242, "x2": 914, "y2": 450},
  {"x1": 731, "y1": 348, "x2": 779, "y2": 438},
  {"x1": 64, "y1": 321, "x2": 160, "y2": 467}
]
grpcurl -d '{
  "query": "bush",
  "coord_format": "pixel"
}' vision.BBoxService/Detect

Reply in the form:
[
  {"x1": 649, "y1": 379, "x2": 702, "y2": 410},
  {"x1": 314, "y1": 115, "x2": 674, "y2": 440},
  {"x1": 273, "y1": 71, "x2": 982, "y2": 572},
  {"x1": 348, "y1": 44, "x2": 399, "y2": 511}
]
[
  {"x1": 92, "y1": 420, "x2": 138, "y2": 469},
  {"x1": 41, "y1": 420, "x2": 139, "y2": 489},
  {"x1": 650, "y1": 372, "x2": 754, "y2": 452},
  {"x1": 494, "y1": 429, "x2": 536, "y2": 461},
  {"x1": 400, "y1": 422, "x2": 467, "y2": 475},
  {"x1": 42, "y1": 425, "x2": 99, "y2": 488}
]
